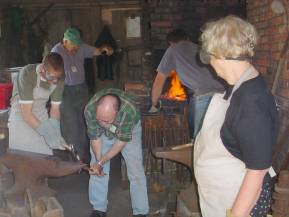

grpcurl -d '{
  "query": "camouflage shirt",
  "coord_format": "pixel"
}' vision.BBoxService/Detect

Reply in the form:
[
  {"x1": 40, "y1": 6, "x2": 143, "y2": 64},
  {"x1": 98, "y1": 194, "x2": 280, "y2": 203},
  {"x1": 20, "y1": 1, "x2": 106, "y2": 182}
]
[{"x1": 84, "y1": 88, "x2": 140, "y2": 142}]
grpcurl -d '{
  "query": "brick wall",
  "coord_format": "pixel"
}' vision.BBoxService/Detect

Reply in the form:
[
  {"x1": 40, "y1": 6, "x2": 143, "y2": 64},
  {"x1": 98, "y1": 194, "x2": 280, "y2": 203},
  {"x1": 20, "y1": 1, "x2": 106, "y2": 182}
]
[
  {"x1": 247, "y1": 0, "x2": 289, "y2": 170},
  {"x1": 140, "y1": 0, "x2": 245, "y2": 83},
  {"x1": 247, "y1": 1, "x2": 287, "y2": 88},
  {"x1": 247, "y1": 0, "x2": 289, "y2": 110},
  {"x1": 143, "y1": 0, "x2": 245, "y2": 49}
]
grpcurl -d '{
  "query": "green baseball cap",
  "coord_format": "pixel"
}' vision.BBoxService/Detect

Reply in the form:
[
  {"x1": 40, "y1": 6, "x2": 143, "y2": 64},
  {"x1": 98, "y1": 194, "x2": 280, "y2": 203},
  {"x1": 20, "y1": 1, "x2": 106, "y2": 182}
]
[{"x1": 63, "y1": 27, "x2": 82, "y2": 45}]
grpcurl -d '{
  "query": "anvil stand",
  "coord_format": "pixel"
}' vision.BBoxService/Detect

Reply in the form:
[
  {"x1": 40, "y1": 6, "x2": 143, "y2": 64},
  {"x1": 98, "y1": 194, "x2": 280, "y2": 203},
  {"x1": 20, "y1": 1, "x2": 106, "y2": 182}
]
[
  {"x1": 0, "y1": 149, "x2": 86, "y2": 213},
  {"x1": 153, "y1": 144, "x2": 201, "y2": 217}
]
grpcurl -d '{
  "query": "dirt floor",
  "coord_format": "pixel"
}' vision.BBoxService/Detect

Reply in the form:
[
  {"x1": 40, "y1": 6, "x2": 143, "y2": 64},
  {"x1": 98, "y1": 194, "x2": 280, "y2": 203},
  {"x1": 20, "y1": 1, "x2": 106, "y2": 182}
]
[
  {"x1": 48, "y1": 154, "x2": 171, "y2": 217},
  {"x1": 49, "y1": 154, "x2": 132, "y2": 217}
]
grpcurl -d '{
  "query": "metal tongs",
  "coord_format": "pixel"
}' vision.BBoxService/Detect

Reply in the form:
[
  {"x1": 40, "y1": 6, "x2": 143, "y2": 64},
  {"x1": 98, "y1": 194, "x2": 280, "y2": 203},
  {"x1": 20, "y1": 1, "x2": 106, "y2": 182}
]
[{"x1": 62, "y1": 143, "x2": 81, "y2": 162}]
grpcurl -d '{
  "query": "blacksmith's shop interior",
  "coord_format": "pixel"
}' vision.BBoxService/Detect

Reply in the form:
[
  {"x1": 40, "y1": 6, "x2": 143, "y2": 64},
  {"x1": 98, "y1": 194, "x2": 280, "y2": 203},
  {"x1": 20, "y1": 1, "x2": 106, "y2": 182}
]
[{"x1": 0, "y1": 0, "x2": 289, "y2": 217}]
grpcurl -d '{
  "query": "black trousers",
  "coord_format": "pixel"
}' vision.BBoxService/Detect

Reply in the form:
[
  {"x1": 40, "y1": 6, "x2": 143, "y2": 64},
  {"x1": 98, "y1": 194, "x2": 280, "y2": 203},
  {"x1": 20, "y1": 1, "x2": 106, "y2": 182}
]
[
  {"x1": 60, "y1": 83, "x2": 90, "y2": 162},
  {"x1": 96, "y1": 54, "x2": 114, "y2": 80}
]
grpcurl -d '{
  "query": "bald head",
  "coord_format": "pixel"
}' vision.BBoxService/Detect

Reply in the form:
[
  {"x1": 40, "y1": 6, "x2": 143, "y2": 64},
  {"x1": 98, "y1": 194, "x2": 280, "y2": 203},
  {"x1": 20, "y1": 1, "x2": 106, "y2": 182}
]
[{"x1": 95, "y1": 94, "x2": 121, "y2": 126}]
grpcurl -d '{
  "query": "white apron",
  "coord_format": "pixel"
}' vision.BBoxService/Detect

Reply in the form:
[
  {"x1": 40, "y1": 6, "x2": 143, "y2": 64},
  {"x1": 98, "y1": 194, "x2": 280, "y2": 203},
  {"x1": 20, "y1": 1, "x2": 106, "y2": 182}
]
[
  {"x1": 8, "y1": 70, "x2": 56, "y2": 155},
  {"x1": 194, "y1": 66, "x2": 275, "y2": 217}
]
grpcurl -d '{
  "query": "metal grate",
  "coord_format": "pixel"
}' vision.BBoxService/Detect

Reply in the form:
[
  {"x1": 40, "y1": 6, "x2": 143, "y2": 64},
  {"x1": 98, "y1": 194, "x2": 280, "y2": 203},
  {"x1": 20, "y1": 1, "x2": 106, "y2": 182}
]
[{"x1": 142, "y1": 113, "x2": 191, "y2": 189}]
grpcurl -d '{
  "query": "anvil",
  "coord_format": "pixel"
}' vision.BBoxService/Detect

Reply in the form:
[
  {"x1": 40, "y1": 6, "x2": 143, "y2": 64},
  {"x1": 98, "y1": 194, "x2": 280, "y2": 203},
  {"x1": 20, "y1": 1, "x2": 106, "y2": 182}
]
[{"x1": 0, "y1": 149, "x2": 86, "y2": 205}]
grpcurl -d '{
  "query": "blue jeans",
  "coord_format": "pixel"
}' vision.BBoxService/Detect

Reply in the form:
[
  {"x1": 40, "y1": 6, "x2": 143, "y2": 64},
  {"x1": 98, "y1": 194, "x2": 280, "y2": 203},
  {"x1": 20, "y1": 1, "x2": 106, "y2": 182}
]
[
  {"x1": 188, "y1": 94, "x2": 212, "y2": 138},
  {"x1": 89, "y1": 121, "x2": 149, "y2": 215}
]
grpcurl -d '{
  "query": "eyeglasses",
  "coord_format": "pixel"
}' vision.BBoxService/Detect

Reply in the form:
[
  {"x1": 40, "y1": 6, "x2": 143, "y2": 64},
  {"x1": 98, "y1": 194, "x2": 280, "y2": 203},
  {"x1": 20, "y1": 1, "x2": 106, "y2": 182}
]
[
  {"x1": 43, "y1": 65, "x2": 59, "y2": 81},
  {"x1": 199, "y1": 49, "x2": 251, "y2": 65}
]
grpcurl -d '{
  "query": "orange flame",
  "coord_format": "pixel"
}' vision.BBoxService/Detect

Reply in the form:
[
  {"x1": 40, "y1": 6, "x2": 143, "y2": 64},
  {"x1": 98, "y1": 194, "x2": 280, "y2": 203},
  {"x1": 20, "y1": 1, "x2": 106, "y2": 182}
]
[{"x1": 163, "y1": 70, "x2": 186, "y2": 101}]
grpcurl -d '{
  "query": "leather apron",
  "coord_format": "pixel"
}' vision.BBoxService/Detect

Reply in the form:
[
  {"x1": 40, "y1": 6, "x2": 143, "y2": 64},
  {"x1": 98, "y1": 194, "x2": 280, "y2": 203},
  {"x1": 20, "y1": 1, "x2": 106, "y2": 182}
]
[
  {"x1": 194, "y1": 66, "x2": 275, "y2": 217},
  {"x1": 8, "y1": 69, "x2": 56, "y2": 155}
]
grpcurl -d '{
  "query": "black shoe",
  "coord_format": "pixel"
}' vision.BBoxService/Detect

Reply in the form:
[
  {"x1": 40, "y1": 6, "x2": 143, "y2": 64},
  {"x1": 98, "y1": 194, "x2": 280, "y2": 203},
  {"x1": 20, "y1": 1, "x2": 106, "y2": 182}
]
[
  {"x1": 133, "y1": 215, "x2": 146, "y2": 217},
  {"x1": 90, "y1": 210, "x2": 106, "y2": 217}
]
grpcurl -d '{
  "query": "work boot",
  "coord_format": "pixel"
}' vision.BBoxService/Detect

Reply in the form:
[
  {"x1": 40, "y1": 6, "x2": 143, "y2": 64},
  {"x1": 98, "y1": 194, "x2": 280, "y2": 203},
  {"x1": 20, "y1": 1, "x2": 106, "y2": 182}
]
[
  {"x1": 133, "y1": 215, "x2": 147, "y2": 217},
  {"x1": 90, "y1": 210, "x2": 106, "y2": 217}
]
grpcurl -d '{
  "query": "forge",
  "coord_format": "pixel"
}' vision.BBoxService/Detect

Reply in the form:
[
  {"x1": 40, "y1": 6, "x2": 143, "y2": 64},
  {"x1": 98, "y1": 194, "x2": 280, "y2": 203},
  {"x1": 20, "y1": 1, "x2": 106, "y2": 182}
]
[{"x1": 124, "y1": 80, "x2": 191, "y2": 182}]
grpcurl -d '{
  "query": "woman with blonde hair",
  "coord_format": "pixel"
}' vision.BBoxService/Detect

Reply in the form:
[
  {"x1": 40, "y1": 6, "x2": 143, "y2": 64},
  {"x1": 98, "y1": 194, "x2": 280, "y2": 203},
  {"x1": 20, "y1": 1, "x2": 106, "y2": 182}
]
[{"x1": 194, "y1": 15, "x2": 278, "y2": 217}]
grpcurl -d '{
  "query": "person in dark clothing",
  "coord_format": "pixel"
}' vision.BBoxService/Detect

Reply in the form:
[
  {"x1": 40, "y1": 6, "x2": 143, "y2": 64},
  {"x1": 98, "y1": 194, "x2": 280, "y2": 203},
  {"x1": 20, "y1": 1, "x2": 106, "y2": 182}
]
[{"x1": 95, "y1": 25, "x2": 117, "y2": 80}]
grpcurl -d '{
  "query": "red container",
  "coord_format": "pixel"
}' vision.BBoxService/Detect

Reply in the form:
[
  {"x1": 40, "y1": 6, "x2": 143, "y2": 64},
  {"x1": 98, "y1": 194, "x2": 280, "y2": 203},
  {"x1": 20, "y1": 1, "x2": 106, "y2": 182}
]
[{"x1": 0, "y1": 83, "x2": 13, "y2": 109}]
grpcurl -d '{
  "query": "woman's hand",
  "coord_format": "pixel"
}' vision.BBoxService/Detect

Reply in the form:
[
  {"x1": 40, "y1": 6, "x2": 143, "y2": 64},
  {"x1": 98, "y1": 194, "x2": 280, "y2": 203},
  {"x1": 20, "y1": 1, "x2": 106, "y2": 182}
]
[{"x1": 226, "y1": 209, "x2": 251, "y2": 217}]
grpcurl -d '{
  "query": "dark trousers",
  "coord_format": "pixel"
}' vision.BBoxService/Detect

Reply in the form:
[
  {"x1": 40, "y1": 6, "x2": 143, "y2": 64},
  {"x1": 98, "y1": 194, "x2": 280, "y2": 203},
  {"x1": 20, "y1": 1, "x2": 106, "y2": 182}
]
[
  {"x1": 96, "y1": 54, "x2": 114, "y2": 80},
  {"x1": 60, "y1": 83, "x2": 90, "y2": 161}
]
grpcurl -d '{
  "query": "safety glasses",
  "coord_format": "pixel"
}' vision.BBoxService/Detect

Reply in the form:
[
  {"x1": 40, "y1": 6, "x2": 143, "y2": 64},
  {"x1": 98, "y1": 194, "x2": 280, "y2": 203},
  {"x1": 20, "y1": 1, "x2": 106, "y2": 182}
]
[{"x1": 43, "y1": 65, "x2": 59, "y2": 81}]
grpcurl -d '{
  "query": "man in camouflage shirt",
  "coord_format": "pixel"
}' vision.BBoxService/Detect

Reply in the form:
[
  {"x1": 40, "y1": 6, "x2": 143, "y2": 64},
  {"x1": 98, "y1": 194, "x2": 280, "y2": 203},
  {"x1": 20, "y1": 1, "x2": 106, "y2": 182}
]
[{"x1": 84, "y1": 88, "x2": 149, "y2": 217}]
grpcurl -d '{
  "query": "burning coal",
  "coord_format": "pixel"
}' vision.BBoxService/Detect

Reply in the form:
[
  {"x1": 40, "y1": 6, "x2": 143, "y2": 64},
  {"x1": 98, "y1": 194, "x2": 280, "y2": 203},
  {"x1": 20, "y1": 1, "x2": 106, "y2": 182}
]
[{"x1": 162, "y1": 70, "x2": 186, "y2": 101}]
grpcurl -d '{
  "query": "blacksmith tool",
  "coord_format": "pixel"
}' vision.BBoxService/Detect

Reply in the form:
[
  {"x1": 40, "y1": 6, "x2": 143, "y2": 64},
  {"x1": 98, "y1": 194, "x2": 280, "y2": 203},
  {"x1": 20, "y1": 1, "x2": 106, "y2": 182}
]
[{"x1": 61, "y1": 143, "x2": 81, "y2": 161}]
